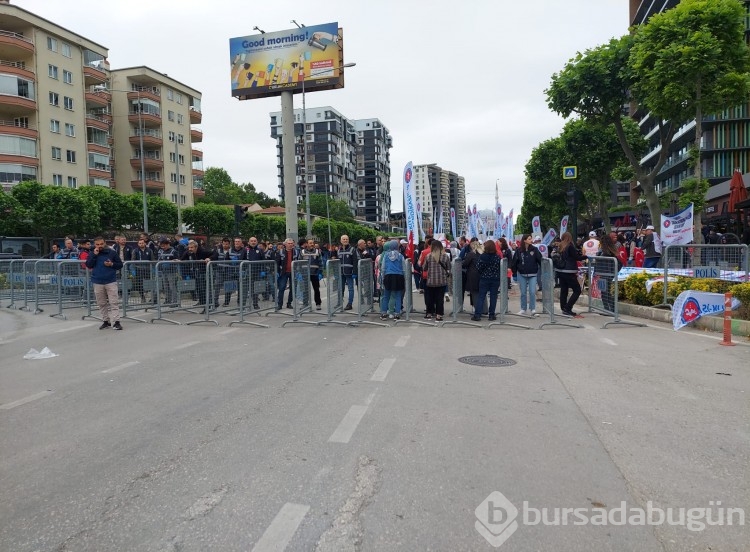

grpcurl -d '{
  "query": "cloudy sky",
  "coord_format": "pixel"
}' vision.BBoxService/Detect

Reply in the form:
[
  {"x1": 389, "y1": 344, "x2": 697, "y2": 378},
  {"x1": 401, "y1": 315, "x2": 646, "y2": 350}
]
[{"x1": 31, "y1": 0, "x2": 628, "y2": 218}]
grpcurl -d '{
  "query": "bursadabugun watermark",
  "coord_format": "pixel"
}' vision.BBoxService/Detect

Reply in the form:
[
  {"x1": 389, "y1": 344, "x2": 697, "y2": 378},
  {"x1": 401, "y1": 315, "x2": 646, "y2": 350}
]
[{"x1": 475, "y1": 491, "x2": 745, "y2": 548}]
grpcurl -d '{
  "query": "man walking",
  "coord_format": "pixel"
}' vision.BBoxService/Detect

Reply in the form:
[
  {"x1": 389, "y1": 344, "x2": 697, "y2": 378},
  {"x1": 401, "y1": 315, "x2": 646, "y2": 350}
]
[{"x1": 87, "y1": 237, "x2": 123, "y2": 330}]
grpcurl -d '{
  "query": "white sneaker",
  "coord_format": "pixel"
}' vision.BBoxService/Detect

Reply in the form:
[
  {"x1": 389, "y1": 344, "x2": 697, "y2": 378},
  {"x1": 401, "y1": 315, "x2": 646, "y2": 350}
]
[
  {"x1": 516, "y1": 309, "x2": 527, "y2": 316},
  {"x1": 530, "y1": 309, "x2": 537, "y2": 316}
]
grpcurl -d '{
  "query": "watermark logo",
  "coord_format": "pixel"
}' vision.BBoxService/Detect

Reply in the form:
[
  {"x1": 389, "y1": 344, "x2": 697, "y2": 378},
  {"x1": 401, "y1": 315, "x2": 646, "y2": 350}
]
[
  {"x1": 474, "y1": 491, "x2": 519, "y2": 548},
  {"x1": 475, "y1": 492, "x2": 745, "y2": 548}
]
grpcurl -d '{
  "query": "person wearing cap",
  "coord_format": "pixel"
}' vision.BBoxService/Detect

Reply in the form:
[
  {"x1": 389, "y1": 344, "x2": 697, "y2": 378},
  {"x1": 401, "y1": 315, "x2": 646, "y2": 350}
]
[
  {"x1": 582, "y1": 231, "x2": 600, "y2": 257},
  {"x1": 642, "y1": 225, "x2": 662, "y2": 268}
]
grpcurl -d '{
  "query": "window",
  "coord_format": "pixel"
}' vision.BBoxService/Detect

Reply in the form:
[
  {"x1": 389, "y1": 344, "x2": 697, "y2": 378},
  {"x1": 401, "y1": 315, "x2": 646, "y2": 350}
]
[
  {"x1": 14, "y1": 117, "x2": 29, "y2": 128},
  {"x1": 170, "y1": 173, "x2": 177, "y2": 183},
  {"x1": 167, "y1": 88, "x2": 173, "y2": 100},
  {"x1": 0, "y1": 135, "x2": 36, "y2": 157},
  {"x1": 168, "y1": 110, "x2": 175, "y2": 122},
  {"x1": 169, "y1": 152, "x2": 176, "y2": 163},
  {"x1": 49, "y1": 92, "x2": 59, "y2": 106},
  {"x1": 177, "y1": 134, "x2": 184, "y2": 145},
  {"x1": 65, "y1": 123, "x2": 75, "y2": 137},
  {"x1": 168, "y1": 131, "x2": 175, "y2": 142},
  {"x1": 88, "y1": 152, "x2": 110, "y2": 171},
  {"x1": 47, "y1": 37, "x2": 58, "y2": 52},
  {"x1": 61, "y1": 43, "x2": 72, "y2": 58},
  {"x1": 177, "y1": 113, "x2": 184, "y2": 125},
  {"x1": 64, "y1": 96, "x2": 73, "y2": 110},
  {"x1": 67, "y1": 176, "x2": 77, "y2": 188},
  {"x1": 53, "y1": 174, "x2": 63, "y2": 186},
  {"x1": 171, "y1": 193, "x2": 178, "y2": 202},
  {"x1": 178, "y1": 154, "x2": 185, "y2": 165},
  {"x1": 48, "y1": 64, "x2": 58, "y2": 79},
  {"x1": 66, "y1": 150, "x2": 76, "y2": 163},
  {"x1": 180, "y1": 175, "x2": 185, "y2": 184},
  {"x1": 50, "y1": 119, "x2": 60, "y2": 133},
  {"x1": 63, "y1": 70, "x2": 72, "y2": 84},
  {"x1": 175, "y1": 93, "x2": 183, "y2": 104},
  {"x1": 51, "y1": 146, "x2": 61, "y2": 160}
]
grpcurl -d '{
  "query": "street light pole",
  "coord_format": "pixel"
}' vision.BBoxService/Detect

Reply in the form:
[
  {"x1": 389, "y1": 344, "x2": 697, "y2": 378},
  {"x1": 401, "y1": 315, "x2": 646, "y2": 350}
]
[
  {"x1": 175, "y1": 140, "x2": 181, "y2": 233},
  {"x1": 137, "y1": 90, "x2": 149, "y2": 234}
]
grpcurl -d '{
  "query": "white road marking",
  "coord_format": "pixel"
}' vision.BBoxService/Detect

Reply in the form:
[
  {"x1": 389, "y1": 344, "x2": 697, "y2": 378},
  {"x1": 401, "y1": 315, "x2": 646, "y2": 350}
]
[
  {"x1": 582, "y1": 324, "x2": 597, "y2": 331},
  {"x1": 363, "y1": 391, "x2": 377, "y2": 406},
  {"x1": 328, "y1": 404, "x2": 369, "y2": 444},
  {"x1": 54, "y1": 324, "x2": 91, "y2": 333},
  {"x1": 174, "y1": 341, "x2": 200, "y2": 350},
  {"x1": 370, "y1": 358, "x2": 396, "y2": 382},
  {"x1": 599, "y1": 337, "x2": 618, "y2": 346},
  {"x1": 0, "y1": 390, "x2": 53, "y2": 411},
  {"x1": 102, "y1": 361, "x2": 140, "y2": 374},
  {"x1": 251, "y1": 502, "x2": 310, "y2": 552},
  {"x1": 218, "y1": 328, "x2": 237, "y2": 336},
  {"x1": 394, "y1": 335, "x2": 410, "y2": 347}
]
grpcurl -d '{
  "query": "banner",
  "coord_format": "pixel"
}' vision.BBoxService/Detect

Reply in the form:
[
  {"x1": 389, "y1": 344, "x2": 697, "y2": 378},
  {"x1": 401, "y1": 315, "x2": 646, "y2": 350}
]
[
  {"x1": 507, "y1": 209, "x2": 514, "y2": 239},
  {"x1": 403, "y1": 162, "x2": 418, "y2": 260},
  {"x1": 560, "y1": 215, "x2": 569, "y2": 237},
  {"x1": 531, "y1": 215, "x2": 541, "y2": 236},
  {"x1": 416, "y1": 201, "x2": 424, "y2": 239},
  {"x1": 450, "y1": 207, "x2": 456, "y2": 239},
  {"x1": 469, "y1": 204, "x2": 479, "y2": 239},
  {"x1": 672, "y1": 290, "x2": 740, "y2": 331},
  {"x1": 495, "y1": 203, "x2": 502, "y2": 234},
  {"x1": 661, "y1": 204, "x2": 694, "y2": 246},
  {"x1": 542, "y1": 228, "x2": 557, "y2": 246}
]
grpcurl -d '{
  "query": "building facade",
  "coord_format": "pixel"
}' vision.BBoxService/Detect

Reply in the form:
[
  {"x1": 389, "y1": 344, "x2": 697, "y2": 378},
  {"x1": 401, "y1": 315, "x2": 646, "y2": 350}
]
[
  {"x1": 270, "y1": 105, "x2": 392, "y2": 228},
  {"x1": 0, "y1": 1, "x2": 203, "y2": 209},
  {"x1": 413, "y1": 163, "x2": 466, "y2": 236}
]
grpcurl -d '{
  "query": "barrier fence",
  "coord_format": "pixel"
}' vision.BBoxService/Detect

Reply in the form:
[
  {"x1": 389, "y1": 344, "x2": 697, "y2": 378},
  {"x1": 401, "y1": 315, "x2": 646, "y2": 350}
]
[
  {"x1": 395, "y1": 258, "x2": 433, "y2": 326},
  {"x1": 587, "y1": 257, "x2": 644, "y2": 329},
  {"x1": 352, "y1": 259, "x2": 387, "y2": 327},
  {"x1": 319, "y1": 259, "x2": 349, "y2": 326},
  {"x1": 443, "y1": 258, "x2": 481, "y2": 327},
  {"x1": 230, "y1": 260, "x2": 276, "y2": 328},
  {"x1": 538, "y1": 258, "x2": 582, "y2": 330},
  {"x1": 487, "y1": 258, "x2": 531, "y2": 330},
  {"x1": 282, "y1": 260, "x2": 316, "y2": 327}
]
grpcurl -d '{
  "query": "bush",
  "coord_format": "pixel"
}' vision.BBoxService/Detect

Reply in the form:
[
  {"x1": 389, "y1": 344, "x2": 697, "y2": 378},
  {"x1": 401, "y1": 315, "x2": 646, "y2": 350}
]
[{"x1": 729, "y1": 283, "x2": 750, "y2": 320}]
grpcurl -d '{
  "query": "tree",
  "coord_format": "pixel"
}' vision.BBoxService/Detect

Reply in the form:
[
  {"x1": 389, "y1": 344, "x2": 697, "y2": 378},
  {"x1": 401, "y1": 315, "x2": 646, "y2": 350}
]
[
  {"x1": 182, "y1": 203, "x2": 234, "y2": 241},
  {"x1": 77, "y1": 186, "x2": 140, "y2": 232},
  {"x1": 308, "y1": 193, "x2": 354, "y2": 222},
  {"x1": 31, "y1": 187, "x2": 99, "y2": 241},
  {"x1": 10, "y1": 180, "x2": 45, "y2": 209},
  {"x1": 145, "y1": 196, "x2": 178, "y2": 234},
  {"x1": 629, "y1": 0, "x2": 750, "y2": 243},
  {"x1": 0, "y1": 191, "x2": 28, "y2": 236},
  {"x1": 201, "y1": 167, "x2": 241, "y2": 205},
  {"x1": 518, "y1": 137, "x2": 567, "y2": 233},
  {"x1": 546, "y1": 36, "x2": 676, "y2": 229}
]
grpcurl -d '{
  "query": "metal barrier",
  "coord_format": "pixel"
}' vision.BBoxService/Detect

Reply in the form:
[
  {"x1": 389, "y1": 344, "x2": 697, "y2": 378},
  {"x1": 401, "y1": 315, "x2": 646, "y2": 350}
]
[
  {"x1": 230, "y1": 260, "x2": 276, "y2": 328},
  {"x1": 395, "y1": 258, "x2": 433, "y2": 326},
  {"x1": 282, "y1": 260, "x2": 318, "y2": 327},
  {"x1": 539, "y1": 258, "x2": 582, "y2": 330},
  {"x1": 0, "y1": 260, "x2": 12, "y2": 306},
  {"x1": 149, "y1": 260, "x2": 208, "y2": 325},
  {"x1": 351, "y1": 258, "x2": 387, "y2": 327},
  {"x1": 659, "y1": 244, "x2": 749, "y2": 306},
  {"x1": 14, "y1": 259, "x2": 38, "y2": 311},
  {"x1": 443, "y1": 257, "x2": 481, "y2": 327},
  {"x1": 49, "y1": 260, "x2": 91, "y2": 319},
  {"x1": 587, "y1": 256, "x2": 645, "y2": 329},
  {"x1": 318, "y1": 259, "x2": 349, "y2": 326},
  {"x1": 121, "y1": 260, "x2": 158, "y2": 322},
  {"x1": 487, "y1": 258, "x2": 532, "y2": 330},
  {"x1": 5, "y1": 259, "x2": 25, "y2": 309}
]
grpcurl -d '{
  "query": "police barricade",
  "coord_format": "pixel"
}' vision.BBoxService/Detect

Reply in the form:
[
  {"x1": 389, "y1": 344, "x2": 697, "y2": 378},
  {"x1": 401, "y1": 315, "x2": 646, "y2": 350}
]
[
  {"x1": 229, "y1": 260, "x2": 276, "y2": 328},
  {"x1": 6, "y1": 259, "x2": 25, "y2": 309},
  {"x1": 443, "y1": 257, "x2": 481, "y2": 327},
  {"x1": 0, "y1": 260, "x2": 13, "y2": 306},
  {"x1": 539, "y1": 258, "x2": 583, "y2": 330},
  {"x1": 487, "y1": 258, "x2": 533, "y2": 330},
  {"x1": 350, "y1": 258, "x2": 387, "y2": 327},
  {"x1": 49, "y1": 260, "x2": 91, "y2": 319},
  {"x1": 149, "y1": 260, "x2": 209, "y2": 325},
  {"x1": 587, "y1": 256, "x2": 645, "y2": 329},
  {"x1": 658, "y1": 244, "x2": 749, "y2": 307},
  {"x1": 121, "y1": 260, "x2": 158, "y2": 322},
  {"x1": 282, "y1": 260, "x2": 318, "y2": 327},
  {"x1": 15, "y1": 259, "x2": 39, "y2": 311},
  {"x1": 318, "y1": 259, "x2": 350, "y2": 327},
  {"x1": 394, "y1": 258, "x2": 433, "y2": 327},
  {"x1": 29, "y1": 260, "x2": 63, "y2": 315}
]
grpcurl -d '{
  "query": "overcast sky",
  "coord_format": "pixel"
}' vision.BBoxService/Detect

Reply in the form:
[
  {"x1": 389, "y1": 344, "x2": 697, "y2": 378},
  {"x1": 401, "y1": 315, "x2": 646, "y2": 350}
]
[{"x1": 31, "y1": 0, "x2": 628, "y2": 218}]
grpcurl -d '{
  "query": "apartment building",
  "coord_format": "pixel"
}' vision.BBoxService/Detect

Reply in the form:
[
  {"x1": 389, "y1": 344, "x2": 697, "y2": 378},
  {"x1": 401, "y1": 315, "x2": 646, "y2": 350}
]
[
  {"x1": 270, "y1": 105, "x2": 393, "y2": 228},
  {"x1": 413, "y1": 163, "x2": 466, "y2": 235},
  {"x1": 0, "y1": 1, "x2": 203, "y2": 208}
]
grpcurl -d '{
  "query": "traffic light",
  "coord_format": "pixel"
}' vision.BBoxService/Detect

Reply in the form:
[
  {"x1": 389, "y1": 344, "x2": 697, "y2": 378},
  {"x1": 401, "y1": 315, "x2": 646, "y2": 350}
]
[{"x1": 234, "y1": 204, "x2": 249, "y2": 234}]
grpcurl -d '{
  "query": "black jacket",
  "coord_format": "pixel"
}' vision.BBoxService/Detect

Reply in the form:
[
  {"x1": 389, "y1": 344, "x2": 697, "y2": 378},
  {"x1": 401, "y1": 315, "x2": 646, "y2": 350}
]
[{"x1": 511, "y1": 246, "x2": 542, "y2": 276}]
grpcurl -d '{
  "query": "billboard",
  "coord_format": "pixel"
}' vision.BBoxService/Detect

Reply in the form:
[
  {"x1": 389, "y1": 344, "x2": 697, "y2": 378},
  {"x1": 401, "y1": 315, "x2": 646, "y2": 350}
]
[{"x1": 230, "y1": 23, "x2": 344, "y2": 100}]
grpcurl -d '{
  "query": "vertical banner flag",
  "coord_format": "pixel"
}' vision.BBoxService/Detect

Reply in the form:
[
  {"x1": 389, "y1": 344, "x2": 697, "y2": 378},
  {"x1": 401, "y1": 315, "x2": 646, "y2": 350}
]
[
  {"x1": 466, "y1": 206, "x2": 472, "y2": 238},
  {"x1": 672, "y1": 290, "x2": 740, "y2": 331},
  {"x1": 507, "y1": 209, "x2": 514, "y2": 240},
  {"x1": 501, "y1": 216, "x2": 508, "y2": 237},
  {"x1": 450, "y1": 207, "x2": 456, "y2": 239},
  {"x1": 560, "y1": 215, "x2": 569, "y2": 237},
  {"x1": 661, "y1": 204, "x2": 694, "y2": 246},
  {"x1": 469, "y1": 204, "x2": 479, "y2": 239},
  {"x1": 416, "y1": 201, "x2": 424, "y2": 239},
  {"x1": 495, "y1": 203, "x2": 502, "y2": 234},
  {"x1": 542, "y1": 228, "x2": 557, "y2": 246},
  {"x1": 531, "y1": 216, "x2": 541, "y2": 236},
  {"x1": 403, "y1": 162, "x2": 418, "y2": 260}
]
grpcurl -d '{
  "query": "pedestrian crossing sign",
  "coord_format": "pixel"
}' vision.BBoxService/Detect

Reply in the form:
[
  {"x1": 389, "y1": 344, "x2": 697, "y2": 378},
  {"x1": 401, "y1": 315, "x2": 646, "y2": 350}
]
[{"x1": 563, "y1": 166, "x2": 577, "y2": 179}]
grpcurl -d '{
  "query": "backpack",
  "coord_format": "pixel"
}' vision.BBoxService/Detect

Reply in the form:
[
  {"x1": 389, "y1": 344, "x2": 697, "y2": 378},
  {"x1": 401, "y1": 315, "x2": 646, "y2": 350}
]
[{"x1": 551, "y1": 249, "x2": 566, "y2": 270}]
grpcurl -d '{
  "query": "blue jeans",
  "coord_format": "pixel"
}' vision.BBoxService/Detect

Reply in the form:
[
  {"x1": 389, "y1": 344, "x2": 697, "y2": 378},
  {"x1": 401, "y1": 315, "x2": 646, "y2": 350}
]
[
  {"x1": 518, "y1": 273, "x2": 537, "y2": 311},
  {"x1": 644, "y1": 257, "x2": 660, "y2": 268},
  {"x1": 475, "y1": 277, "x2": 500, "y2": 318},
  {"x1": 381, "y1": 288, "x2": 403, "y2": 315},
  {"x1": 341, "y1": 274, "x2": 355, "y2": 305},
  {"x1": 277, "y1": 272, "x2": 291, "y2": 307}
]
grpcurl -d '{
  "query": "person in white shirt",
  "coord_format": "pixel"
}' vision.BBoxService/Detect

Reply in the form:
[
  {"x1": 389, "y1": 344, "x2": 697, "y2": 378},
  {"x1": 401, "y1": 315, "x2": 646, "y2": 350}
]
[{"x1": 582, "y1": 231, "x2": 600, "y2": 257}]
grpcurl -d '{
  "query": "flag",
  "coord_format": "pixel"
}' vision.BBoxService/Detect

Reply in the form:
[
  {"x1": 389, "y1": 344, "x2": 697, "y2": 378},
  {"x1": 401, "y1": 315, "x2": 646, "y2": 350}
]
[
  {"x1": 560, "y1": 215, "x2": 569, "y2": 237},
  {"x1": 469, "y1": 204, "x2": 479, "y2": 239},
  {"x1": 450, "y1": 207, "x2": 456, "y2": 238},
  {"x1": 495, "y1": 203, "x2": 502, "y2": 234},
  {"x1": 672, "y1": 290, "x2": 739, "y2": 331},
  {"x1": 416, "y1": 201, "x2": 424, "y2": 238},
  {"x1": 542, "y1": 228, "x2": 557, "y2": 246},
  {"x1": 507, "y1": 209, "x2": 514, "y2": 239},
  {"x1": 531, "y1": 215, "x2": 541, "y2": 236},
  {"x1": 661, "y1": 204, "x2": 694, "y2": 246},
  {"x1": 403, "y1": 162, "x2": 418, "y2": 260}
]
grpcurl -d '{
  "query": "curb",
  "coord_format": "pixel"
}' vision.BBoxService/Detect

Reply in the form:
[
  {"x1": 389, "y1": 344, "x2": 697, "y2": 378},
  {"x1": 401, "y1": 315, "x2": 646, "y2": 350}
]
[{"x1": 616, "y1": 301, "x2": 750, "y2": 338}]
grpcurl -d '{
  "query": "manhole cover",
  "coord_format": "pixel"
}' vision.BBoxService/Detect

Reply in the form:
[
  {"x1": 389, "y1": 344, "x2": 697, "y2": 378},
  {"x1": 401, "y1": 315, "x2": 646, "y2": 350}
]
[{"x1": 458, "y1": 355, "x2": 517, "y2": 367}]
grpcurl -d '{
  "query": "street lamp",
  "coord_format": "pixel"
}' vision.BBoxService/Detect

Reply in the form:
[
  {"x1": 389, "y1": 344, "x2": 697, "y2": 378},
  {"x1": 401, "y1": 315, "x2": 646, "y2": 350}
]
[
  {"x1": 300, "y1": 62, "x2": 356, "y2": 239},
  {"x1": 100, "y1": 86, "x2": 149, "y2": 234}
]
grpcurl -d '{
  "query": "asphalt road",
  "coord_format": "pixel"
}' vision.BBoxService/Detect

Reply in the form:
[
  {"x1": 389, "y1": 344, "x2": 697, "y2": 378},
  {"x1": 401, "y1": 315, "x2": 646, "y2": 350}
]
[{"x1": 0, "y1": 296, "x2": 747, "y2": 551}]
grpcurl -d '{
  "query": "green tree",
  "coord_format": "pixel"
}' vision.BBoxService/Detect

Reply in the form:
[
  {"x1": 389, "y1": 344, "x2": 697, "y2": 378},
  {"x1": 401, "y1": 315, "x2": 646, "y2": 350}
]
[
  {"x1": 31, "y1": 187, "x2": 99, "y2": 241},
  {"x1": 629, "y1": 0, "x2": 750, "y2": 242},
  {"x1": 200, "y1": 167, "x2": 241, "y2": 205},
  {"x1": 0, "y1": 191, "x2": 28, "y2": 235},
  {"x1": 10, "y1": 180, "x2": 45, "y2": 209},
  {"x1": 182, "y1": 203, "x2": 234, "y2": 241},
  {"x1": 77, "y1": 186, "x2": 140, "y2": 232},
  {"x1": 518, "y1": 137, "x2": 567, "y2": 233},
  {"x1": 308, "y1": 193, "x2": 354, "y2": 222}
]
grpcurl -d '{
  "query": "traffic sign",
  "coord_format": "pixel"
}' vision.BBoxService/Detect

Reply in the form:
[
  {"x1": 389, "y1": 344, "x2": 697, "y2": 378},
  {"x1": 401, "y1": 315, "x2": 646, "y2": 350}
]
[{"x1": 563, "y1": 166, "x2": 577, "y2": 179}]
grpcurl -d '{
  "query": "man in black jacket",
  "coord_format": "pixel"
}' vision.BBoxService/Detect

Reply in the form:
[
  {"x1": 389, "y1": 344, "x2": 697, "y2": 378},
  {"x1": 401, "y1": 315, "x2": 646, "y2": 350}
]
[{"x1": 275, "y1": 238, "x2": 300, "y2": 310}]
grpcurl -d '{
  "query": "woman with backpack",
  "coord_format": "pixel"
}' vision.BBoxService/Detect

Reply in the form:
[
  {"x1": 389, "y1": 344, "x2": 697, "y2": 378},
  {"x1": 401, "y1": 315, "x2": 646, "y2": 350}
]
[
  {"x1": 511, "y1": 234, "x2": 543, "y2": 316},
  {"x1": 555, "y1": 231, "x2": 588, "y2": 316}
]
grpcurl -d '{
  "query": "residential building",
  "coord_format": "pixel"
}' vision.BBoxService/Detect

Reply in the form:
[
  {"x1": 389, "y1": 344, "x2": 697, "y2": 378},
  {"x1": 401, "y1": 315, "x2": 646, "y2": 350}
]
[
  {"x1": 0, "y1": 1, "x2": 203, "y2": 211},
  {"x1": 270, "y1": 105, "x2": 393, "y2": 228},
  {"x1": 413, "y1": 163, "x2": 466, "y2": 235}
]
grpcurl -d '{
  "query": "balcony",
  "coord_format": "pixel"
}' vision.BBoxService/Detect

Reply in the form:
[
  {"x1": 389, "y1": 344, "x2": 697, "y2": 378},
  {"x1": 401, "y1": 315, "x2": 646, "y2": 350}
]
[
  {"x1": 189, "y1": 106, "x2": 202, "y2": 124},
  {"x1": 0, "y1": 60, "x2": 34, "y2": 81},
  {"x1": 0, "y1": 31, "x2": 34, "y2": 56},
  {"x1": 190, "y1": 128, "x2": 203, "y2": 143},
  {"x1": 129, "y1": 129, "x2": 162, "y2": 148},
  {"x1": 127, "y1": 88, "x2": 160, "y2": 104},
  {"x1": 0, "y1": 92, "x2": 35, "y2": 113},
  {"x1": 130, "y1": 156, "x2": 164, "y2": 170},
  {"x1": 88, "y1": 167, "x2": 111, "y2": 180},
  {"x1": 87, "y1": 143, "x2": 109, "y2": 156},
  {"x1": 0, "y1": 153, "x2": 39, "y2": 167},
  {"x1": 83, "y1": 65, "x2": 107, "y2": 86},
  {"x1": 192, "y1": 167, "x2": 204, "y2": 178},
  {"x1": 85, "y1": 89, "x2": 110, "y2": 107},
  {"x1": 85, "y1": 113, "x2": 110, "y2": 132},
  {"x1": 191, "y1": 147, "x2": 202, "y2": 159},
  {"x1": 193, "y1": 178, "x2": 204, "y2": 197},
  {"x1": 131, "y1": 179, "x2": 164, "y2": 192},
  {"x1": 128, "y1": 111, "x2": 161, "y2": 127},
  {"x1": 0, "y1": 120, "x2": 37, "y2": 139}
]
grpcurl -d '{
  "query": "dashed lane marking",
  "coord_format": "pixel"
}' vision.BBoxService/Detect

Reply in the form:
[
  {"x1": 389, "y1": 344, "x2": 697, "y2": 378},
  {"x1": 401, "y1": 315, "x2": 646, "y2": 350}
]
[
  {"x1": 251, "y1": 502, "x2": 310, "y2": 552},
  {"x1": 370, "y1": 358, "x2": 396, "y2": 382},
  {"x1": 394, "y1": 335, "x2": 410, "y2": 347},
  {"x1": 0, "y1": 390, "x2": 53, "y2": 411},
  {"x1": 599, "y1": 337, "x2": 618, "y2": 346},
  {"x1": 54, "y1": 324, "x2": 92, "y2": 333},
  {"x1": 174, "y1": 341, "x2": 201, "y2": 350},
  {"x1": 328, "y1": 404, "x2": 369, "y2": 444},
  {"x1": 102, "y1": 361, "x2": 140, "y2": 374}
]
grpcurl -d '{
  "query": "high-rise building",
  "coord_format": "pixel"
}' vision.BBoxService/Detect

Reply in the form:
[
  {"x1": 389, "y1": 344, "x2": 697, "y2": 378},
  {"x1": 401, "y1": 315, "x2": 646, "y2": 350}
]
[
  {"x1": 0, "y1": 1, "x2": 203, "y2": 209},
  {"x1": 270, "y1": 105, "x2": 392, "y2": 228},
  {"x1": 630, "y1": 0, "x2": 750, "y2": 206},
  {"x1": 413, "y1": 163, "x2": 466, "y2": 235}
]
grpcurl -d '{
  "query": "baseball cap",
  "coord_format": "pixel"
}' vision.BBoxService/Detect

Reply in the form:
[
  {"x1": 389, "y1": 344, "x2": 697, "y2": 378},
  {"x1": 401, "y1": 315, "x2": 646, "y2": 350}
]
[
  {"x1": 399, "y1": 239, "x2": 407, "y2": 244},
  {"x1": 645, "y1": 225, "x2": 655, "y2": 230},
  {"x1": 589, "y1": 231, "x2": 597, "y2": 237}
]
